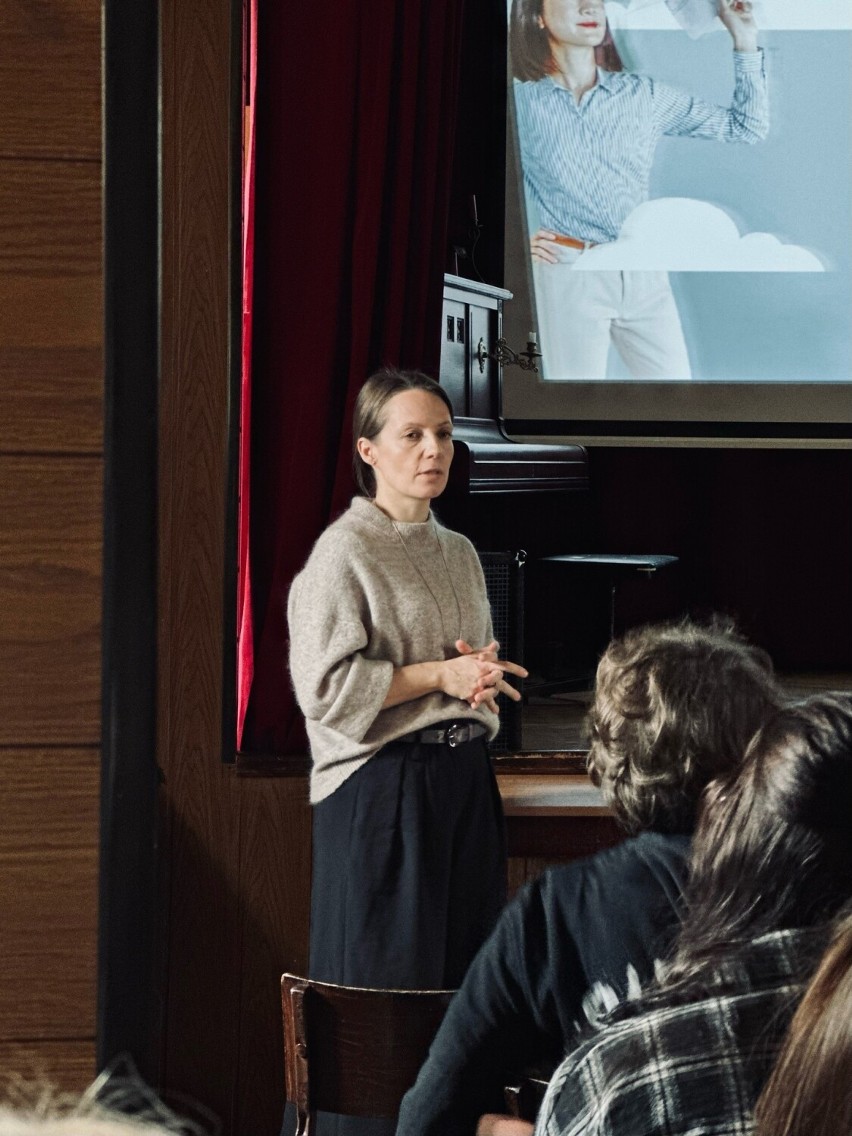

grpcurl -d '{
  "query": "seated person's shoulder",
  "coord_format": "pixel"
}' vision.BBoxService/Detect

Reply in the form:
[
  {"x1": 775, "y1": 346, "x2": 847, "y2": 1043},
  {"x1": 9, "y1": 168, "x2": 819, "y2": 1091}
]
[
  {"x1": 539, "y1": 830, "x2": 691, "y2": 897},
  {"x1": 608, "y1": 829, "x2": 691, "y2": 878}
]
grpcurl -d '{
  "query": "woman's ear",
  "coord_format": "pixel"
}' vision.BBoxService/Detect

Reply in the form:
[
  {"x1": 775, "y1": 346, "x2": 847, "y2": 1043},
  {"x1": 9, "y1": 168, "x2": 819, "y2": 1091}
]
[{"x1": 356, "y1": 437, "x2": 375, "y2": 466}]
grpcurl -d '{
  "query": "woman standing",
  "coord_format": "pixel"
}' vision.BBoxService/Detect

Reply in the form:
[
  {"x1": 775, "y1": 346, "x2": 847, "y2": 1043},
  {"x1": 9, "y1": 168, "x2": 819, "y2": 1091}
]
[
  {"x1": 288, "y1": 368, "x2": 527, "y2": 990},
  {"x1": 511, "y1": 0, "x2": 768, "y2": 379}
]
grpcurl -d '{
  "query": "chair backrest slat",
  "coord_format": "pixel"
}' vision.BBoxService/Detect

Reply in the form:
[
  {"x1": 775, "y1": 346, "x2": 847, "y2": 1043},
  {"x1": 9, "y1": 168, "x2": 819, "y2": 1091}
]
[{"x1": 281, "y1": 973, "x2": 455, "y2": 1129}]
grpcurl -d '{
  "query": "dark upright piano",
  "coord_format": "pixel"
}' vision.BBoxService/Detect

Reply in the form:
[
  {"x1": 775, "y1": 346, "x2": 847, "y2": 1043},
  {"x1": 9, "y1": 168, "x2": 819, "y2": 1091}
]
[
  {"x1": 439, "y1": 274, "x2": 588, "y2": 496},
  {"x1": 439, "y1": 275, "x2": 589, "y2": 753}
]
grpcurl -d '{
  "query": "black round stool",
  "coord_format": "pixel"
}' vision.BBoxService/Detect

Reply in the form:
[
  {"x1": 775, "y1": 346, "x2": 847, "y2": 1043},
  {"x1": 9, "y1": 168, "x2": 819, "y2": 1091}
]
[{"x1": 530, "y1": 553, "x2": 680, "y2": 696}]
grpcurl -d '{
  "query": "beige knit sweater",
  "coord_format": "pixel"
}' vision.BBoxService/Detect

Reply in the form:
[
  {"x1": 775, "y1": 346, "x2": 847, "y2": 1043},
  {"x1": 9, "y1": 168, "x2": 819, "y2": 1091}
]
[{"x1": 287, "y1": 496, "x2": 498, "y2": 802}]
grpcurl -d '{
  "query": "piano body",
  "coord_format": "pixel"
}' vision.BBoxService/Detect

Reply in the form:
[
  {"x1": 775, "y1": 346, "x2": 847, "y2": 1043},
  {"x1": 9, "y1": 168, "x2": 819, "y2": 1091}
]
[
  {"x1": 439, "y1": 274, "x2": 588, "y2": 495},
  {"x1": 439, "y1": 275, "x2": 590, "y2": 752}
]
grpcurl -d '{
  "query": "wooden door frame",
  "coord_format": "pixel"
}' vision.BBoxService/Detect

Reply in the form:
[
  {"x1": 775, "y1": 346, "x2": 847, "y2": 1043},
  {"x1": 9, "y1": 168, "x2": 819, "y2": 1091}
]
[
  {"x1": 99, "y1": 0, "x2": 242, "y2": 1082},
  {"x1": 99, "y1": 0, "x2": 162, "y2": 1082}
]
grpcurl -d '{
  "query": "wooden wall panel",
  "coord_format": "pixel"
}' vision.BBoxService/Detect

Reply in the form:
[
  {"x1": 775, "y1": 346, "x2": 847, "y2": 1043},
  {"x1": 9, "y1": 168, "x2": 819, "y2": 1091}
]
[
  {"x1": 0, "y1": 0, "x2": 102, "y2": 1101},
  {"x1": 0, "y1": 457, "x2": 101, "y2": 744},
  {"x1": 0, "y1": 751, "x2": 98, "y2": 1049},
  {"x1": 506, "y1": 814, "x2": 623, "y2": 862},
  {"x1": 0, "y1": 159, "x2": 102, "y2": 453},
  {"x1": 233, "y1": 778, "x2": 312, "y2": 1136},
  {"x1": 0, "y1": 348, "x2": 102, "y2": 454},
  {"x1": 0, "y1": 1, "x2": 100, "y2": 160},
  {"x1": 0, "y1": 748, "x2": 99, "y2": 854},
  {"x1": 0, "y1": 849, "x2": 98, "y2": 1037},
  {"x1": 0, "y1": 161, "x2": 100, "y2": 275},
  {"x1": 156, "y1": 772, "x2": 244, "y2": 1128},
  {"x1": 0, "y1": 1042, "x2": 96, "y2": 1094},
  {"x1": 506, "y1": 815, "x2": 624, "y2": 897},
  {"x1": 0, "y1": 160, "x2": 101, "y2": 368},
  {"x1": 0, "y1": 274, "x2": 100, "y2": 352}
]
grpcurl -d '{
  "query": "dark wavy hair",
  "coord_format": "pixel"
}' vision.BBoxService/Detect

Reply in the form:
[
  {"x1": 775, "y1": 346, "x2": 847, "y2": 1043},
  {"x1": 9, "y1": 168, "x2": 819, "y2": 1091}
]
[
  {"x1": 352, "y1": 367, "x2": 454, "y2": 497},
  {"x1": 754, "y1": 904, "x2": 852, "y2": 1136},
  {"x1": 668, "y1": 693, "x2": 852, "y2": 983},
  {"x1": 509, "y1": 0, "x2": 624, "y2": 82},
  {"x1": 594, "y1": 692, "x2": 852, "y2": 1023},
  {"x1": 586, "y1": 617, "x2": 782, "y2": 836}
]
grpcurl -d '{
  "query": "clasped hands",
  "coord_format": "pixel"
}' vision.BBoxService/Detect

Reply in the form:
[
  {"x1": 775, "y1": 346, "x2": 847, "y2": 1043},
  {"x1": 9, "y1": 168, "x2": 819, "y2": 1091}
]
[{"x1": 441, "y1": 639, "x2": 528, "y2": 715}]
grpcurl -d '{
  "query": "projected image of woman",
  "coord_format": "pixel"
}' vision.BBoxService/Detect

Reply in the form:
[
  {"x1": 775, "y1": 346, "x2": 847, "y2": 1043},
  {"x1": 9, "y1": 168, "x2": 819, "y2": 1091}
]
[{"x1": 511, "y1": 0, "x2": 768, "y2": 380}]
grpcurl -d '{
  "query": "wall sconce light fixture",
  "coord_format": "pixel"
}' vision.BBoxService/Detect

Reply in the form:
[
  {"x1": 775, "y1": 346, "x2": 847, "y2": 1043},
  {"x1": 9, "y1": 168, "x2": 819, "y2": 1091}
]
[{"x1": 476, "y1": 333, "x2": 541, "y2": 373}]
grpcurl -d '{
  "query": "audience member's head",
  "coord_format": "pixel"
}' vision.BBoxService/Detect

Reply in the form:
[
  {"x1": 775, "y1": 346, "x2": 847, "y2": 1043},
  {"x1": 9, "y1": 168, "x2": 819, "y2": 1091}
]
[
  {"x1": 670, "y1": 692, "x2": 852, "y2": 981},
  {"x1": 0, "y1": 1067, "x2": 207, "y2": 1136},
  {"x1": 0, "y1": 1115, "x2": 170, "y2": 1136},
  {"x1": 587, "y1": 616, "x2": 782, "y2": 835},
  {"x1": 753, "y1": 905, "x2": 852, "y2": 1136}
]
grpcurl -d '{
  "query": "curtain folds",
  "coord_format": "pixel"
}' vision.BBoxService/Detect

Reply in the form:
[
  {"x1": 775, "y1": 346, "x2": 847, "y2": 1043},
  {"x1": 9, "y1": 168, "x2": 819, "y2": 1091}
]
[
  {"x1": 241, "y1": 0, "x2": 466, "y2": 752},
  {"x1": 236, "y1": 0, "x2": 258, "y2": 750}
]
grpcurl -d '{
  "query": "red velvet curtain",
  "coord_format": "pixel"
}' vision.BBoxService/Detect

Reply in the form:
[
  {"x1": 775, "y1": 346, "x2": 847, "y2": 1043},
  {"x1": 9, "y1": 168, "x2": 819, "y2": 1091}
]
[
  {"x1": 241, "y1": 0, "x2": 466, "y2": 752},
  {"x1": 236, "y1": 0, "x2": 257, "y2": 749}
]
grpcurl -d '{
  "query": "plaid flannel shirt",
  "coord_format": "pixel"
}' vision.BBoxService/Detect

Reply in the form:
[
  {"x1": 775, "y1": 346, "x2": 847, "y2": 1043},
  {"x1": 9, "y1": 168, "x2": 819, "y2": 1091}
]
[{"x1": 535, "y1": 928, "x2": 818, "y2": 1136}]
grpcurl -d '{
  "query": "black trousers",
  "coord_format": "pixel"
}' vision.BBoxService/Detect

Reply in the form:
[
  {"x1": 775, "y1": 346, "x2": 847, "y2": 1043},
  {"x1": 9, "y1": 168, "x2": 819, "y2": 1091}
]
[
  {"x1": 281, "y1": 733, "x2": 506, "y2": 1136},
  {"x1": 309, "y1": 730, "x2": 507, "y2": 990}
]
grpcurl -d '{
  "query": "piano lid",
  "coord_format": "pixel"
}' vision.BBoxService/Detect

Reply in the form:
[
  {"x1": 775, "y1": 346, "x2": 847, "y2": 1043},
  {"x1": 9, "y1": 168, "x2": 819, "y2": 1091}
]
[{"x1": 448, "y1": 417, "x2": 588, "y2": 495}]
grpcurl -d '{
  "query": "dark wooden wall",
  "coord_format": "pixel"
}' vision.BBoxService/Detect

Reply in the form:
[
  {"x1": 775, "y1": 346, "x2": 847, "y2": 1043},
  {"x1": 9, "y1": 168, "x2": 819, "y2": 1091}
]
[{"x1": 0, "y1": 0, "x2": 102, "y2": 1091}]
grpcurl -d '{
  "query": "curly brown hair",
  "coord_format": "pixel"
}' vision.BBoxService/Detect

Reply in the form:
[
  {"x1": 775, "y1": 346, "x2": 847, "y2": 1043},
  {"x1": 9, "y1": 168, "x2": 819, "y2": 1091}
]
[
  {"x1": 586, "y1": 616, "x2": 783, "y2": 835},
  {"x1": 675, "y1": 693, "x2": 852, "y2": 962}
]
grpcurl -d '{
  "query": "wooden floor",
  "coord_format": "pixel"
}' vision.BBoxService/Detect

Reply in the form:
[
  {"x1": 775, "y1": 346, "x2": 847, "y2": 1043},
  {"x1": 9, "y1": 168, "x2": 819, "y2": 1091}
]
[{"x1": 520, "y1": 673, "x2": 852, "y2": 754}]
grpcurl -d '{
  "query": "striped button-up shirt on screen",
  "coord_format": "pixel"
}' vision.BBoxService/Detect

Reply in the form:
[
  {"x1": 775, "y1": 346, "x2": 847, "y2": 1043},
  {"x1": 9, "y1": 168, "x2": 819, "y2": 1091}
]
[{"x1": 513, "y1": 51, "x2": 768, "y2": 245}]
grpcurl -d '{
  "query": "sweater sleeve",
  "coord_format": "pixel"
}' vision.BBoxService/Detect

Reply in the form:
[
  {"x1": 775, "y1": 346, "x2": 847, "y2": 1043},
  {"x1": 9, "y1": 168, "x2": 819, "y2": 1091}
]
[{"x1": 287, "y1": 552, "x2": 394, "y2": 744}]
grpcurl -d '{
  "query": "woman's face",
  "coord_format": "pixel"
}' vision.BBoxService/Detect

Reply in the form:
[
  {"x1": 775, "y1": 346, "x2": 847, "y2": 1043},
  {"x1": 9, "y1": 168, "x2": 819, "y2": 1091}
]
[
  {"x1": 358, "y1": 389, "x2": 454, "y2": 520},
  {"x1": 538, "y1": 0, "x2": 607, "y2": 50}
]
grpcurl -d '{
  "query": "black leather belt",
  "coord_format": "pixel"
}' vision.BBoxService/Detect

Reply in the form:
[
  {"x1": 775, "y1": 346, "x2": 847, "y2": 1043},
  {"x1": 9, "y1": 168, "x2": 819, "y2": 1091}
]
[{"x1": 397, "y1": 721, "x2": 488, "y2": 748}]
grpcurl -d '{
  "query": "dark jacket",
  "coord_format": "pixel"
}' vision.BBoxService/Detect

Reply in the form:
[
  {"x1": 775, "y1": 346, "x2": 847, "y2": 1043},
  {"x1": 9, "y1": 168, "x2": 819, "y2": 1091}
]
[{"x1": 396, "y1": 831, "x2": 691, "y2": 1136}]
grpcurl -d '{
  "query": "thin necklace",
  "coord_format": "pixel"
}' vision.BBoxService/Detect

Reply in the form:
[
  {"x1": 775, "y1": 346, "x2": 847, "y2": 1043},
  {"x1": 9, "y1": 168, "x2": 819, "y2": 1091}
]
[{"x1": 389, "y1": 517, "x2": 464, "y2": 646}]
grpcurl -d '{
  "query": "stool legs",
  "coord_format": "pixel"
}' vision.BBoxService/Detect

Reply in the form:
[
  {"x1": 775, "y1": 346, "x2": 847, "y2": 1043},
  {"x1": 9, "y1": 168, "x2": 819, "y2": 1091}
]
[{"x1": 609, "y1": 581, "x2": 617, "y2": 641}]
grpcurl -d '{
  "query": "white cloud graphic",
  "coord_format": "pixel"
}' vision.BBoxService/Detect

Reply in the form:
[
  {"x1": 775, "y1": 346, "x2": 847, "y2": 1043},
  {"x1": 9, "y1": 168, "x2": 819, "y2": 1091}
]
[
  {"x1": 605, "y1": 1, "x2": 852, "y2": 32},
  {"x1": 572, "y1": 198, "x2": 826, "y2": 272}
]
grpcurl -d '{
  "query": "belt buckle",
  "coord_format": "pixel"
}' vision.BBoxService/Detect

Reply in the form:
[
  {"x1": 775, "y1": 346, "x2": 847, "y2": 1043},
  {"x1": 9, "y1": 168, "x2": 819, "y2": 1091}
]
[{"x1": 447, "y1": 723, "x2": 468, "y2": 748}]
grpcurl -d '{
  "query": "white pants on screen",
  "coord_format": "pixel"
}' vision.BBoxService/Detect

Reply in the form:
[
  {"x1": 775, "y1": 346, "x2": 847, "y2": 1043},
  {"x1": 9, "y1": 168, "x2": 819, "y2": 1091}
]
[{"x1": 533, "y1": 254, "x2": 692, "y2": 381}]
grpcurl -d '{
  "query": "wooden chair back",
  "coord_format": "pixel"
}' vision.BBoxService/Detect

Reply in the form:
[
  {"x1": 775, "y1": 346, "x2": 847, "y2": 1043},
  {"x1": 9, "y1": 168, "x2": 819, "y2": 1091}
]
[
  {"x1": 505, "y1": 1076, "x2": 550, "y2": 1122},
  {"x1": 281, "y1": 973, "x2": 455, "y2": 1135}
]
